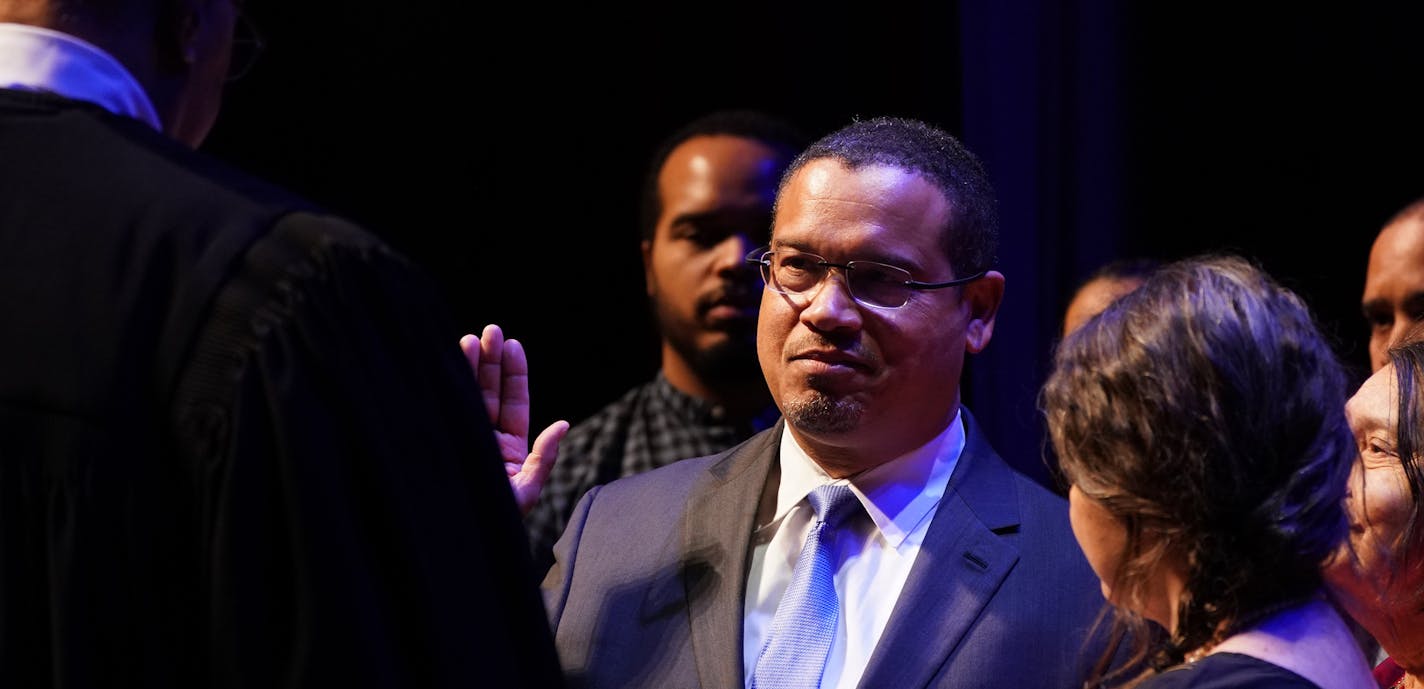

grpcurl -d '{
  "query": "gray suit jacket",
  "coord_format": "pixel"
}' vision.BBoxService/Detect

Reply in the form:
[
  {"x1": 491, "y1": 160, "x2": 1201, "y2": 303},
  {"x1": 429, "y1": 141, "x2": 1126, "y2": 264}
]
[{"x1": 543, "y1": 410, "x2": 1112, "y2": 689}]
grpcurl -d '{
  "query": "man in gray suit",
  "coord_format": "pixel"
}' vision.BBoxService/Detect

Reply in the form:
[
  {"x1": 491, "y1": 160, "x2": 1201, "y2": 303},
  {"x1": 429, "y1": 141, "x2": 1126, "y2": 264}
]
[{"x1": 541, "y1": 116, "x2": 1116, "y2": 688}]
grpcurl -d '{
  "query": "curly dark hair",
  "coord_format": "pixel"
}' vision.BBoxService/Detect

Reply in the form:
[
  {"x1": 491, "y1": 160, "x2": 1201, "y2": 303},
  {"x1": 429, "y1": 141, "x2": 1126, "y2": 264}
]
[
  {"x1": 777, "y1": 115, "x2": 999, "y2": 280},
  {"x1": 1040, "y1": 254, "x2": 1354, "y2": 686}
]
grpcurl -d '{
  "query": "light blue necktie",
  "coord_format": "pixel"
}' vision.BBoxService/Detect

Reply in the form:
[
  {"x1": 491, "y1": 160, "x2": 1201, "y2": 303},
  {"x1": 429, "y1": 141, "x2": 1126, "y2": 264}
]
[{"x1": 752, "y1": 483, "x2": 862, "y2": 689}]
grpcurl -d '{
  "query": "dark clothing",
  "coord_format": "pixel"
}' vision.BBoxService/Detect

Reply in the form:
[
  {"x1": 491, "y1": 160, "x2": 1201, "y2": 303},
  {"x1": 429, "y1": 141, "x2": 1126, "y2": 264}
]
[
  {"x1": 0, "y1": 88, "x2": 562, "y2": 688},
  {"x1": 523, "y1": 371, "x2": 775, "y2": 578},
  {"x1": 1143, "y1": 653, "x2": 1320, "y2": 688}
]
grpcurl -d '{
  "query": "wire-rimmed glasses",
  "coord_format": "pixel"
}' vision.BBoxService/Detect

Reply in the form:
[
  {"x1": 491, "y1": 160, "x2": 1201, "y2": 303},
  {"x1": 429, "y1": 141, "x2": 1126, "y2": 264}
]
[
  {"x1": 745, "y1": 246, "x2": 985, "y2": 309},
  {"x1": 226, "y1": 10, "x2": 265, "y2": 82}
]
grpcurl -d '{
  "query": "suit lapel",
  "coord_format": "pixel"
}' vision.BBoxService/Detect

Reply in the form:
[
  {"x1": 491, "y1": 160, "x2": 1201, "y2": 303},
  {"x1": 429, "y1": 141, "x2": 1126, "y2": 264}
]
[
  {"x1": 680, "y1": 422, "x2": 782, "y2": 689},
  {"x1": 857, "y1": 410, "x2": 1023, "y2": 689}
]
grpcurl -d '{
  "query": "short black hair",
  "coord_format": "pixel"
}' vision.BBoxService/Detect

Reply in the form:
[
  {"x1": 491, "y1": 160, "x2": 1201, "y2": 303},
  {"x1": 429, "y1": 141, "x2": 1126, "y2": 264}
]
[
  {"x1": 638, "y1": 110, "x2": 810, "y2": 242},
  {"x1": 780, "y1": 116, "x2": 999, "y2": 279}
]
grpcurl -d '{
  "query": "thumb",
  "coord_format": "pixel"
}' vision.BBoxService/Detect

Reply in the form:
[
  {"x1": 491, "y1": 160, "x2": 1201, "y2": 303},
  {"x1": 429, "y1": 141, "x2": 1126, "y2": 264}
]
[{"x1": 525, "y1": 420, "x2": 570, "y2": 485}]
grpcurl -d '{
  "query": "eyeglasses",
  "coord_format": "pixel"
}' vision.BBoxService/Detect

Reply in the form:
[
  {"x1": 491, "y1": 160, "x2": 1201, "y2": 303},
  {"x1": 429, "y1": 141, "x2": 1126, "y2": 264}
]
[
  {"x1": 745, "y1": 246, "x2": 985, "y2": 309},
  {"x1": 226, "y1": 10, "x2": 265, "y2": 82}
]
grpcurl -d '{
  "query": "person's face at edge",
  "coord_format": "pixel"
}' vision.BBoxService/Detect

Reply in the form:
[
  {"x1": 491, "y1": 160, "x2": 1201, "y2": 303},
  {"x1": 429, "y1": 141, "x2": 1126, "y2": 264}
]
[
  {"x1": 1068, "y1": 485, "x2": 1129, "y2": 606},
  {"x1": 1363, "y1": 217, "x2": 1424, "y2": 373},
  {"x1": 1068, "y1": 484, "x2": 1183, "y2": 632},
  {"x1": 643, "y1": 135, "x2": 783, "y2": 381},
  {"x1": 1328, "y1": 363, "x2": 1424, "y2": 667},
  {"x1": 755, "y1": 158, "x2": 1001, "y2": 474}
]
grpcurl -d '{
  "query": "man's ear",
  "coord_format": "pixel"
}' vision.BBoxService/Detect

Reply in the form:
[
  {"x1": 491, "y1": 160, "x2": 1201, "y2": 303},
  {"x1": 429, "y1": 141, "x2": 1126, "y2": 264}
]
[{"x1": 963, "y1": 270, "x2": 1005, "y2": 354}]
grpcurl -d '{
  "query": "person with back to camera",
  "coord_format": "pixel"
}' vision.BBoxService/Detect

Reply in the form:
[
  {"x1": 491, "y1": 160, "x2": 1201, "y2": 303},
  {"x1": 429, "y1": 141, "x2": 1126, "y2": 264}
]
[
  {"x1": 1041, "y1": 253, "x2": 1376, "y2": 688},
  {"x1": 0, "y1": 3, "x2": 566, "y2": 687},
  {"x1": 523, "y1": 109, "x2": 809, "y2": 578},
  {"x1": 1327, "y1": 335, "x2": 1424, "y2": 689},
  {"x1": 540, "y1": 115, "x2": 1119, "y2": 689}
]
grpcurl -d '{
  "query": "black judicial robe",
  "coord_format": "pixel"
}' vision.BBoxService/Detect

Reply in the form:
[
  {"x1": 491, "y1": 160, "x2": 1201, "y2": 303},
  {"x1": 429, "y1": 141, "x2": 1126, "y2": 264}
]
[{"x1": 0, "y1": 88, "x2": 562, "y2": 688}]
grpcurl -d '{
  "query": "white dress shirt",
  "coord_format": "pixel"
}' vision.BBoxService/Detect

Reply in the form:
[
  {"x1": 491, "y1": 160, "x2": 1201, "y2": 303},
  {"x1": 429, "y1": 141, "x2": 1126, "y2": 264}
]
[
  {"x1": 0, "y1": 22, "x2": 161, "y2": 130},
  {"x1": 743, "y1": 411, "x2": 965, "y2": 689}
]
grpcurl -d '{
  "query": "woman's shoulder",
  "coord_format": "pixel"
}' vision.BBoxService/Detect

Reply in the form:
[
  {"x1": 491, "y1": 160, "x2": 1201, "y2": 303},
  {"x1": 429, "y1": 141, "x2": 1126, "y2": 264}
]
[{"x1": 1141, "y1": 652, "x2": 1321, "y2": 689}]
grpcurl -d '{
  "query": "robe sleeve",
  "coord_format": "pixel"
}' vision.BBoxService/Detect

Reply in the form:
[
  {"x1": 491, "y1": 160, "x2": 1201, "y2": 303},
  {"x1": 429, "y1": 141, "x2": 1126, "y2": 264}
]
[{"x1": 172, "y1": 212, "x2": 564, "y2": 688}]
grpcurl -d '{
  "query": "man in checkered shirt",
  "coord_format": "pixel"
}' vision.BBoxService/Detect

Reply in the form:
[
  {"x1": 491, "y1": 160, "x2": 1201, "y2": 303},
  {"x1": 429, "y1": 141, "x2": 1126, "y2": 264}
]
[{"x1": 523, "y1": 110, "x2": 808, "y2": 579}]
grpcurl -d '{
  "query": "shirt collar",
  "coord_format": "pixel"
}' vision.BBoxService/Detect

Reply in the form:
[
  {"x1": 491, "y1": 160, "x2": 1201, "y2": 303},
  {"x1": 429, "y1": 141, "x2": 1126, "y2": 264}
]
[
  {"x1": 773, "y1": 410, "x2": 966, "y2": 549},
  {"x1": 0, "y1": 22, "x2": 162, "y2": 132}
]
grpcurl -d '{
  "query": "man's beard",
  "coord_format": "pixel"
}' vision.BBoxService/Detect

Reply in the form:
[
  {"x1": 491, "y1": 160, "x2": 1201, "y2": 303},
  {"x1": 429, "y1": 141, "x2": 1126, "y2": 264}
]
[
  {"x1": 780, "y1": 388, "x2": 863, "y2": 433},
  {"x1": 666, "y1": 324, "x2": 763, "y2": 383},
  {"x1": 774, "y1": 330, "x2": 873, "y2": 433},
  {"x1": 656, "y1": 295, "x2": 763, "y2": 384}
]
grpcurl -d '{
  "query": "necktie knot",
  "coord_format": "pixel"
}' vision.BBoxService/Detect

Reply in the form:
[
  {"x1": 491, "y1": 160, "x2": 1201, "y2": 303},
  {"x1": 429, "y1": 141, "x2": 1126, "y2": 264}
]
[{"x1": 807, "y1": 483, "x2": 860, "y2": 530}]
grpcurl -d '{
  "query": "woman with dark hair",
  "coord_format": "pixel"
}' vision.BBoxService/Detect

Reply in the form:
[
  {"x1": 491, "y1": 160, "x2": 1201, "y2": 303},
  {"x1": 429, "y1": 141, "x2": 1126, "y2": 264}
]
[
  {"x1": 1040, "y1": 254, "x2": 1375, "y2": 688},
  {"x1": 1328, "y1": 338, "x2": 1424, "y2": 689}
]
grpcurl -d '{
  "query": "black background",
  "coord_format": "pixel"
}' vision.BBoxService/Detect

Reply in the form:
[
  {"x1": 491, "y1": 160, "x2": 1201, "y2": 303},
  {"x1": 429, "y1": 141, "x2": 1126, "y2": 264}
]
[{"x1": 204, "y1": 2, "x2": 1424, "y2": 489}]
